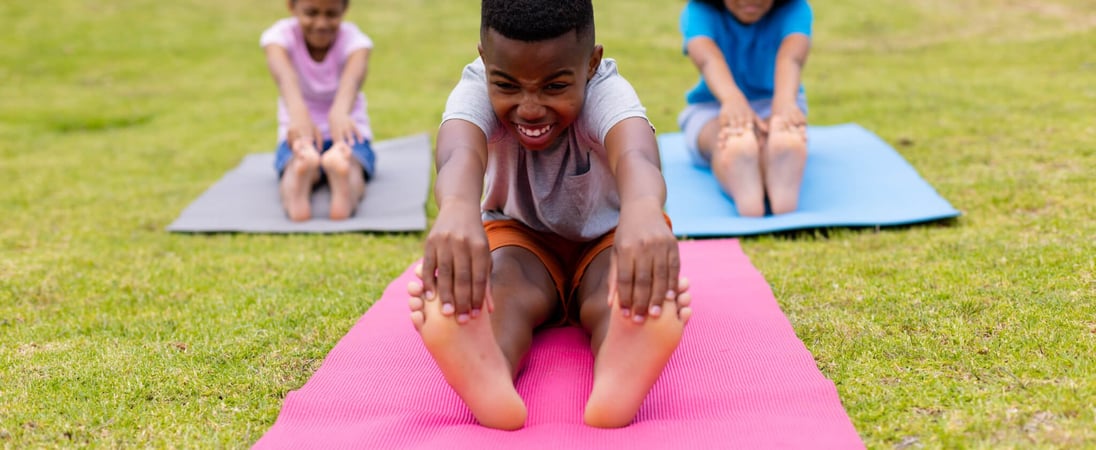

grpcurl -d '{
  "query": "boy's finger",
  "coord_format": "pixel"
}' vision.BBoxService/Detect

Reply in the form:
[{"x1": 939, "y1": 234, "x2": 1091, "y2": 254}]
[
  {"x1": 434, "y1": 246, "x2": 456, "y2": 316},
  {"x1": 614, "y1": 248, "x2": 635, "y2": 316},
  {"x1": 451, "y1": 249, "x2": 473, "y2": 321},
  {"x1": 630, "y1": 255, "x2": 653, "y2": 323},
  {"x1": 420, "y1": 250, "x2": 437, "y2": 301},
  {"x1": 469, "y1": 246, "x2": 491, "y2": 315},
  {"x1": 647, "y1": 250, "x2": 670, "y2": 318}
]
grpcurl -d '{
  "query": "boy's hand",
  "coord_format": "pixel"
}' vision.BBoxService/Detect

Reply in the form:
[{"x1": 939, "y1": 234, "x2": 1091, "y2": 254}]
[
  {"x1": 719, "y1": 98, "x2": 763, "y2": 137},
  {"x1": 420, "y1": 200, "x2": 492, "y2": 324},
  {"x1": 329, "y1": 113, "x2": 364, "y2": 147},
  {"x1": 611, "y1": 201, "x2": 680, "y2": 323}
]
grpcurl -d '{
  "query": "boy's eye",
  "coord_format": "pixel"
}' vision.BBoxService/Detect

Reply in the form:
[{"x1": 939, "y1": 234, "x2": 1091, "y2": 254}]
[
  {"x1": 546, "y1": 83, "x2": 569, "y2": 91},
  {"x1": 493, "y1": 82, "x2": 519, "y2": 91}
]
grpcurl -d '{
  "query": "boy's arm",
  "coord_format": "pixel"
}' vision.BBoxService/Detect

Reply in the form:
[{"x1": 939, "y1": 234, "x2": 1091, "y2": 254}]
[
  {"x1": 329, "y1": 48, "x2": 371, "y2": 145},
  {"x1": 771, "y1": 34, "x2": 811, "y2": 126},
  {"x1": 264, "y1": 45, "x2": 322, "y2": 150},
  {"x1": 420, "y1": 119, "x2": 492, "y2": 321},
  {"x1": 686, "y1": 37, "x2": 758, "y2": 133},
  {"x1": 605, "y1": 117, "x2": 680, "y2": 321}
]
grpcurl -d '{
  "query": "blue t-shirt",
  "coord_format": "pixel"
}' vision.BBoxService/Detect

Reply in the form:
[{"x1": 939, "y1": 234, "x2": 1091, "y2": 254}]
[{"x1": 681, "y1": 0, "x2": 812, "y2": 104}]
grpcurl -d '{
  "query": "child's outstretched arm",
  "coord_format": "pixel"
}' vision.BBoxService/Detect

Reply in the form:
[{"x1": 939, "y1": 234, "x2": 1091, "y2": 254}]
[
  {"x1": 329, "y1": 48, "x2": 371, "y2": 146},
  {"x1": 264, "y1": 45, "x2": 323, "y2": 151},
  {"x1": 605, "y1": 117, "x2": 680, "y2": 322},
  {"x1": 420, "y1": 119, "x2": 492, "y2": 323},
  {"x1": 771, "y1": 34, "x2": 811, "y2": 129},
  {"x1": 686, "y1": 38, "x2": 760, "y2": 134}
]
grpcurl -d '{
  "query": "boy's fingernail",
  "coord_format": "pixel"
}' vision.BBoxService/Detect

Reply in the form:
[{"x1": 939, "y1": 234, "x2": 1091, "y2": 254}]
[
  {"x1": 425, "y1": 290, "x2": 434, "y2": 300},
  {"x1": 457, "y1": 314, "x2": 469, "y2": 324},
  {"x1": 649, "y1": 305, "x2": 662, "y2": 316},
  {"x1": 470, "y1": 309, "x2": 481, "y2": 318},
  {"x1": 632, "y1": 314, "x2": 646, "y2": 323},
  {"x1": 441, "y1": 303, "x2": 454, "y2": 315},
  {"x1": 665, "y1": 290, "x2": 676, "y2": 299},
  {"x1": 621, "y1": 308, "x2": 631, "y2": 318}
]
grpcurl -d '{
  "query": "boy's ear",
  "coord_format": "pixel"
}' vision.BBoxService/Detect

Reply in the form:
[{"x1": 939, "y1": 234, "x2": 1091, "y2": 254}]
[
  {"x1": 587, "y1": 44, "x2": 604, "y2": 80},
  {"x1": 477, "y1": 42, "x2": 485, "y2": 62}
]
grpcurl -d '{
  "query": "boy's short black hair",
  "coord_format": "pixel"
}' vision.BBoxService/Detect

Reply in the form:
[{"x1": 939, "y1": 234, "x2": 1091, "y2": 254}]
[{"x1": 481, "y1": 0, "x2": 594, "y2": 43}]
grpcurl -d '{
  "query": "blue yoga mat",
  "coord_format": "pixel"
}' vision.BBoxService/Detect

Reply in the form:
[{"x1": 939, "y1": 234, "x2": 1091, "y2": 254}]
[{"x1": 660, "y1": 123, "x2": 960, "y2": 237}]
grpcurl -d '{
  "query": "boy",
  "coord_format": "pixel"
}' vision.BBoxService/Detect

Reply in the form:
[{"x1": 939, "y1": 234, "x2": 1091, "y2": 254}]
[{"x1": 407, "y1": 0, "x2": 692, "y2": 430}]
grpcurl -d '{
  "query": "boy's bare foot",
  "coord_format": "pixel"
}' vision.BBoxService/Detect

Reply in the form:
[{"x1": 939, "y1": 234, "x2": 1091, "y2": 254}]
[
  {"x1": 280, "y1": 152, "x2": 320, "y2": 222},
  {"x1": 408, "y1": 281, "x2": 527, "y2": 430},
  {"x1": 762, "y1": 119, "x2": 807, "y2": 215},
  {"x1": 584, "y1": 289, "x2": 692, "y2": 428},
  {"x1": 712, "y1": 126, "x2": 765, "y2": 217},
  {"x1": 321, "y1": 144, "x2": 365, "y2": 220}
]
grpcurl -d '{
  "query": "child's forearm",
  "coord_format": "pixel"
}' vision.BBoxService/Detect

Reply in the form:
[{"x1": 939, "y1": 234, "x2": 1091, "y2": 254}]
[
  {"x1": 686, "y1": 38, "x2": 747, "y2": 105},
  {"x1": 607, "y1": 118, "x2": 666, "y2": 212},
  {"x1": 264, "y1": 46, "x2": 311, "y2": 123},
  {"x1": 434, "y1": 120, "x2": 488, "y2": 213},
  {"x1": 330, "y1": 49, "x2": 370, "y2": 118},
  {"x1": 772, "y1": 34, "x2": 811, "y2": 107}
]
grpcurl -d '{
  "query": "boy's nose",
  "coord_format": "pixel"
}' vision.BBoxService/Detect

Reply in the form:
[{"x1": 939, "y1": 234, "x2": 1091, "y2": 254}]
[{"x1": 517, "y1": 95, "x2": 545, "y2": 121}]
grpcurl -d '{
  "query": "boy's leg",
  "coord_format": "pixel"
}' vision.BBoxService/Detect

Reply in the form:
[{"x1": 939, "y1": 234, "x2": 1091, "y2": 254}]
[
  {"x1": 279, "y1": 147, "x2": 322, "y2": 222},
  {"x1": 699, "y1": 118, "x2": 766, "y2": 217},
  {"x1": 760, "y1": 115, "x2": 808, "y2": 215},
  {"x1": 577, "y1": 250, "x2": 693, "y2": 428},
  {"x1": 320, "y1": 142, "x2": 366, "y2": 220},
  {"x1": 409, "y1": 245, "x2": 558, "y2": 430}
]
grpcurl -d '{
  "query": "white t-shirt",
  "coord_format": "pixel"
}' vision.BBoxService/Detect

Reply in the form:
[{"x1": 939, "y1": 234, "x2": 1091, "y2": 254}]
[{"x1": 442, "y1": 58, "x2": 650, "y2": 242}]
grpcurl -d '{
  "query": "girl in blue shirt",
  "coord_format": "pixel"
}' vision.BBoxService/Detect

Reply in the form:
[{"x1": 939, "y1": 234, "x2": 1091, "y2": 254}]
[{"x1": 678, "y1": 0, "x2": 812, "y2": 216}]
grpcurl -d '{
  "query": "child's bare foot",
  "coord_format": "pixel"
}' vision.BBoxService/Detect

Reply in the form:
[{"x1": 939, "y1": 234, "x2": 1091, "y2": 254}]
[
  {"x1": 321, "y1": 144, "x2": 365, "y2": 220},
  {"x1": 763, "y1": 118, "x2": 807, "y2": 215},
  {"x1": 407, "y1": 280, "x2": 527, "y2": 430},
  {"x1": 280, "y1": 152, "x2": 321, "y2": 222},
  {"x1": 584, "y1": 287, "x2": 692, "y2": 428},
  {"x1": 712, "y1": 126, "x2": 765, "y2": 217}
]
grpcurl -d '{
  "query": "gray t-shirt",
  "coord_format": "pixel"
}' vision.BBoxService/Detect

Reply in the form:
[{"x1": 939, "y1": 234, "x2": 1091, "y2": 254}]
[{"x1": 441, "y1": 58, "x2": 649, "y2": 242}]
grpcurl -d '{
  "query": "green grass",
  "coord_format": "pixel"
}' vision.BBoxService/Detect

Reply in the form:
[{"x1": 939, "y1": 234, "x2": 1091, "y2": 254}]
[{"x1": 1, "y1": 0, "x2": 1093, "y2": 447}]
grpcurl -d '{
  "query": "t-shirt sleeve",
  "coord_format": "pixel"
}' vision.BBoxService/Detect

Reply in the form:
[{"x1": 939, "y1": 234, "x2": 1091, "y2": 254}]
[
  {"x1": 780, "y1": 0, "x2": 813, "y2": 38},
  {"x1": 680, "y1": 1, "x2": 720, "y2": 54},
  {"x1": 441, "y1": 58, "x2": 499, "y2": 139},
  {"x1": 581, "y1": 59, "x2": 649, "y2": 144},
  {"x1": 259, "y1": 18, "x2": 294, "y2": 49},
  {"x1": 339, "y1": 22, "x2": 374, "y2": 58}
]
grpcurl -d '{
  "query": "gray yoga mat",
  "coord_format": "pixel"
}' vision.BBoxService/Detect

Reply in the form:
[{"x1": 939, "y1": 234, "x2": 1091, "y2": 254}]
[{"x1": 167, "y1": 133, "x2": 431, "y2": 233}]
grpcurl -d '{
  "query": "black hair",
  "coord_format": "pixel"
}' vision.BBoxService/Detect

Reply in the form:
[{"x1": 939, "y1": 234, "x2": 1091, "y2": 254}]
[
  {"x1": 695, "y1": 0, "x2": 791, "y2": 13},
  {"x1": 481, "y1": 0, "x2": 594, "y2": 43}
]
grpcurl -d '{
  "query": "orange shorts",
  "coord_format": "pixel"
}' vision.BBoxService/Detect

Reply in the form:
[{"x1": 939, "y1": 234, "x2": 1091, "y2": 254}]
[{"x1": 483, "y1": 214, "x2": 672, "y2": 324}]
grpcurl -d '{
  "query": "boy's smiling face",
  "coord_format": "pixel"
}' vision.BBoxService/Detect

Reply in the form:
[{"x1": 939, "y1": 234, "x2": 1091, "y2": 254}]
[{"x1": 479, "y1": 28, "x2": 603, "y2": 151}]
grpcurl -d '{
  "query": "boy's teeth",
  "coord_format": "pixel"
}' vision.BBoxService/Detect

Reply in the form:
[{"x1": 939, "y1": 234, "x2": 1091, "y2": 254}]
[{"x1": 518, "y1": 124, "x2": 550, "y2": 137}]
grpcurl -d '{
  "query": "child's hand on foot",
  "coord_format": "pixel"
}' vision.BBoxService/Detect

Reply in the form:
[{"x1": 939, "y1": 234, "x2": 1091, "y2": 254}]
[
  {"x1": 420, "y1": 206, "x2": 494, "y2": 325},
  {"x1": 610, "y1": 204, "x2": 680, "y2": 323}
]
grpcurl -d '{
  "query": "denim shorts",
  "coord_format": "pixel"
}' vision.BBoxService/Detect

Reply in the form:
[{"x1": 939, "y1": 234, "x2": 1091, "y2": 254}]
[
  {"x1": 677, "y1": 94, "x2": 807, "y2": 167},
  {"x1": 274, "y1": 139, "x2": 377, "y2": 180}
]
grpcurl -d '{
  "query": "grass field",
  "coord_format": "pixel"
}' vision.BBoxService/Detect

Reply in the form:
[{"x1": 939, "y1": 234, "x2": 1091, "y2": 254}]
[{"x1": 1, "y1": 0, "x2": 1094, "y2": 447}]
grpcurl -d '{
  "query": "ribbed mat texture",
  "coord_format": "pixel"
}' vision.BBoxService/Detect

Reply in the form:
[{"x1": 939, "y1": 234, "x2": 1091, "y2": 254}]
[{"x1": 253, "y1": 239, "x2": 863, "y2": 449}]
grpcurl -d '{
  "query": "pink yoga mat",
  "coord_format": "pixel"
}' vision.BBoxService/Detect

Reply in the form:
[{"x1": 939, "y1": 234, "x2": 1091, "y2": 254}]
[{"x1": 253, "y1": 239, "x2": 863, "y2": 449}]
